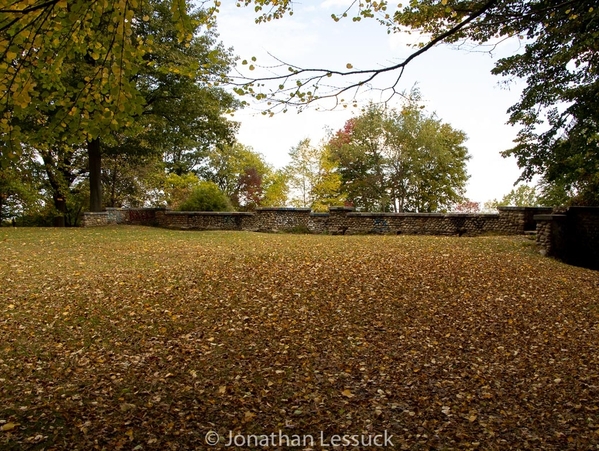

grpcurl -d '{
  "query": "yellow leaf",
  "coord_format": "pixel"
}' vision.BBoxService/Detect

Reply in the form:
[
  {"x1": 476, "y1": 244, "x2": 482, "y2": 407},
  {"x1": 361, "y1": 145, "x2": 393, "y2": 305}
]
[
  {"x1": 1, "y1": 423, "x2": 18, "y2": 432},
  {"x1": 341, "y1": 389, "x2": 355, "y2": 398}
]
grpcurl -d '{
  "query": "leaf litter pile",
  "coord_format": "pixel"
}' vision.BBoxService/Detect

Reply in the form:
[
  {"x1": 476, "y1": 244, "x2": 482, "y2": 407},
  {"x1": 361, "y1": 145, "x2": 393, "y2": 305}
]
[{"x1": 1, "y1": 227, "x2": 599, "y2": 450}]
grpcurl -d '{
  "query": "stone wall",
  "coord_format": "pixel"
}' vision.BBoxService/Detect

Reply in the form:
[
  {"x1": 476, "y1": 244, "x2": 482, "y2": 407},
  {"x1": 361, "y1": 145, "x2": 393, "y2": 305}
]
[
  {"x1": 155, "y1": 211, "x2": 254, "y2": 230},
  {"x1": 82, "y1": 205, "x2": 598, "y2": 269},
  {"x1": 331, "y1": 212, "x2": 500, "y2": 236},
  {"x1": 81, "y1": 212, "x2": 110, "y2": 227},
  {"x1": 498, "y1": 206, "x2": 553, "y2": 233},
  {"x1": 84, "y1": 206, "x2": 552, "y2": 237},
  {"x1": 247, "y1": 208, "x2": 312, "y2": 232},
  {"x1": 535, "y1": 207, "x2": 599, "y2": 269}
]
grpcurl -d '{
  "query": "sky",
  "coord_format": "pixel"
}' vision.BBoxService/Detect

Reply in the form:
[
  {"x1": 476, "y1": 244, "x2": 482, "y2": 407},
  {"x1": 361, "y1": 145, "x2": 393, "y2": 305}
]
[{"x1": 212, "y1": 0, "x2": 528, "y2": 204}]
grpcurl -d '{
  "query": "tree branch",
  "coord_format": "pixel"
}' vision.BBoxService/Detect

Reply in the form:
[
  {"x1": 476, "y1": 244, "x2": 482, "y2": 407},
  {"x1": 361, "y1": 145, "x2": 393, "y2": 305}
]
[
  {"x1": 230, "y1": 0, "x2": 500, "y2": 110},
  {"x1": 0, "y1": 0, "x2": 59, "y2": 14}
]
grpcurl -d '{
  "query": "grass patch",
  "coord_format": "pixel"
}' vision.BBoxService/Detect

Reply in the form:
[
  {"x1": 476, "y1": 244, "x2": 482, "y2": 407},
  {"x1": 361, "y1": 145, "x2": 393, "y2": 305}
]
[{"x1": 1, "y1": 227, "x2": 599, "y2": 449}]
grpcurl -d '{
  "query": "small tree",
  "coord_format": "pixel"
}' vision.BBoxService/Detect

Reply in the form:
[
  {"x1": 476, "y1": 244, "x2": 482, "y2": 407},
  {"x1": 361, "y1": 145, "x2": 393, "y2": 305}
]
[
  {"x1": 285, "y1": 139, "x2": 345, "y2": 211},
  {"x1": 453, "y1": 201, "x2": 480, "y2": 213},
  {"x1": 286, "y1": 139, "x2": 321, "y2": 208},
  {"x1": 261, "y1": 170, "x2": 290, "y2": 207},
  {"x1": 485, "y1": 185, "x2": 541, "y2": 211},
  {"x1": 310, "y1": 146, "x2": 345, "y2": 212}
]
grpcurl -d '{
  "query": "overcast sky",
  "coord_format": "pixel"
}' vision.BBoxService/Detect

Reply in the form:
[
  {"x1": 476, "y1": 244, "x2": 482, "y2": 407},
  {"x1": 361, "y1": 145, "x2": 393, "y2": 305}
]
[{"x1": 212, "y1": 0, "x2": 528, "y2": 204}]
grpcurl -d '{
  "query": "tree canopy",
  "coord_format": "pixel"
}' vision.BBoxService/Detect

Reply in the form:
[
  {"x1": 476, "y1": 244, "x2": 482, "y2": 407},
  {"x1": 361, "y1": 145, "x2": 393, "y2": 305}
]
[
  {"x1": 4, "y1": 0, "x2": 597, "y2": 214},
  {"x1": 199, "y1": 143, "x2": 289, "y2": 211},
  {"x1": 484, "y1": 184, "x2": 541, "y2": 210},
  {"x1": 0, "y1": 0, "x2": 202, "y2": 155},
  {"x1": 327, "y1": 101, "x2": 469, "y2": 212},
  {"x1": 227, "y1": 0, "x2": 599, "y2": 204},
  {"x1": 1, "y1": 0, "x2": 238, "y2": 218}
]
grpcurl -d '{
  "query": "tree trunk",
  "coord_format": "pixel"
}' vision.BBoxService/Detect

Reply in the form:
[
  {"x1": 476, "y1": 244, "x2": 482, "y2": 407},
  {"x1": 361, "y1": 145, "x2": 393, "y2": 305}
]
[
  {"x1": 88, "y1": 138, "x2": 102, "y2": 212},
  {"x1": 52, "y1": 195, "x2": 67, "y2": 227},
  {"x1": 109, "y1": 156, "x2": 119, "y2": 208},
  {"x1": 40, "y1": 149, "x2": 68, "y2": 227}
]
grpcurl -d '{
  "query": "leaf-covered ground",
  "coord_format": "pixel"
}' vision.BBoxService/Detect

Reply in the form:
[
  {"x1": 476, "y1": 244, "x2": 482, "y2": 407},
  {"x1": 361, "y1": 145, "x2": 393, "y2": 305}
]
[{"x1": 1, "y1": 227, "x2": 598, "y2": 450}]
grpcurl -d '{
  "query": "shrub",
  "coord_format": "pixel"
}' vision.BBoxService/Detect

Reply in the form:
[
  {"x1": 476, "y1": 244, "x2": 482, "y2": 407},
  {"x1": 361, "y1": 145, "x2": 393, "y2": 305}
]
[
  {"x1": 162, "y1": 173, "x2": 202, "y2": 209},
  {"x1": 178, "y1": 181, "x2": 234, "y2": 212}
]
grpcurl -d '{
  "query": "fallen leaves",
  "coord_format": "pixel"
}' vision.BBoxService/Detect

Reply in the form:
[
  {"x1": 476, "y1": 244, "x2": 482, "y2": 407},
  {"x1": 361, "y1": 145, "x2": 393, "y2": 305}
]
[{"x1": 1, "y1": 228, "x2": 598, "y2": 449}]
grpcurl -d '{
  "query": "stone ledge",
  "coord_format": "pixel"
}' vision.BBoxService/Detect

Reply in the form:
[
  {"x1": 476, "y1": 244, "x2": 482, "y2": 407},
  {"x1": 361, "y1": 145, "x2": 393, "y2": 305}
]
[
  {"x1": 346, "y1": 212, "x2": 500, "y2": 218},
  {"x1": 106, "y1": 207, "x2": 167, "y2": 211},
  {"x1": 255, "y1": 207, "x2": 311, "y2": 212},
  {"x1": 165, "y1": 211, "x2": 254, "y2": 216},
  {"x1": 498, "y1": 206, "x2": 553, "y2": 211},
  {"x1": 534, "y1": 214, "x2": 567, "y2": 221},
  {"x1": 348, "y1": 212, "x2": 444, "y2": 217}
]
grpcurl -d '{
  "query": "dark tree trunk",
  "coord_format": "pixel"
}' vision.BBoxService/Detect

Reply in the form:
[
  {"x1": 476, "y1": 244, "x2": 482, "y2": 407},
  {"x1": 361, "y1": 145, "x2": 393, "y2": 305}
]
[
  {"x1": 88, "y1": 138, "x2": 102, "y2": 212},
  {"x1": 40, "y1": 150, "x2": 68, "y2": 227},
  {"x1": 52, "y1": 195, "x2": 67, "y2": 227}
]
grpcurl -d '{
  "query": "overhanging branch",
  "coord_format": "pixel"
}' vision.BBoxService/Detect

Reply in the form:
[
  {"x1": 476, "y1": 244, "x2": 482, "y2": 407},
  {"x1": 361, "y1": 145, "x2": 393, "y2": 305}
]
[{"x1": 229, "y1": 0, "x2": 499, "y2": 111}]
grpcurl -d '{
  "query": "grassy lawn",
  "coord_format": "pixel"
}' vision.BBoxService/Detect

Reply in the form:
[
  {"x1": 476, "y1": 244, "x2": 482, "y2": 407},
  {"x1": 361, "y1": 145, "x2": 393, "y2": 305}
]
[{"x1": 1, "y1": 226, "x2": 598, "y2": 450}]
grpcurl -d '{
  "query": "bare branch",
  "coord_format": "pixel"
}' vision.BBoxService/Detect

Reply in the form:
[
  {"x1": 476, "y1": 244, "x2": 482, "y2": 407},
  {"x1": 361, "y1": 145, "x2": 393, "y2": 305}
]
[{"x1": 229, "y1": 0, "x2": 500, "y2": 110}]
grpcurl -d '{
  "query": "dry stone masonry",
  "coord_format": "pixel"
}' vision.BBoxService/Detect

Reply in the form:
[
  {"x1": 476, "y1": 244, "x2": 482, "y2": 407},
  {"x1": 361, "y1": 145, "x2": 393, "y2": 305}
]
[
  {"x1": 534, "y1": 207, "x2": 599, "y2": 269},
  {"x1": 83, "y1": 206, "x2": 551, "y2": 236},
  {"x1": 82, "y1": 205, "x2": 599, "y2": 269}
]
